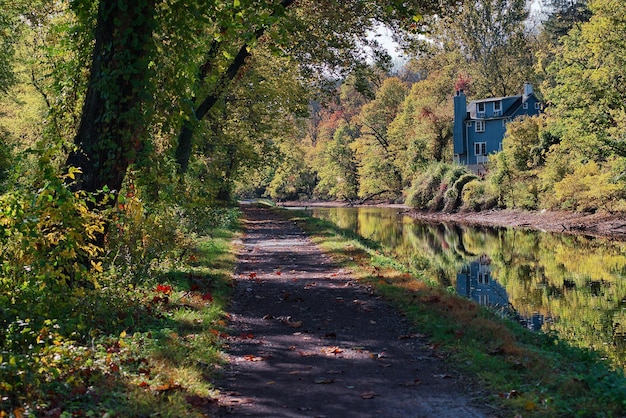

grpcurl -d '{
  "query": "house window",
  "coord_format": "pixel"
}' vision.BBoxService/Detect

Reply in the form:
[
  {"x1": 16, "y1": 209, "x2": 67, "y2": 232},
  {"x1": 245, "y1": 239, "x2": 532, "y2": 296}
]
[
  {"x1": 477, "y1": 102, "x2": 485, "y2": 116},
  {"x1": 494, "y1": 101, "x2": 501, "y2": 116},
  {"x1": 523, "y1": 102, "x2": 528, "y2": 109},
  {"x1": 478, "y1": 293, "x2": 489, "y2": 305},
  {"x1": 475, "y1": 120, "x2": 485, "y2": 132},
  {"x1": 474, "y1": 142, "x2": 486, "y2": 156},
  {"x1": 502, "y1": 119, "x2": 507, "y2": 128},
  {"x1": 535, "y1": 102, "x2": 541, "y2": 110}
]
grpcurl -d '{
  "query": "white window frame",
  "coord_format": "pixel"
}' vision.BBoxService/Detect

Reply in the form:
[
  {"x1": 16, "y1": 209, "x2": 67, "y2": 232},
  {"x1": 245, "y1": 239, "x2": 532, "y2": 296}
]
[
  {"x1": 535, "y1": 102, "x2": 541, "y2": 110},
  {"x1": 523, "y1": 102, "x2": 528, "y2": 109},
  {"x1": 493, "y1": 101, "x2": 501, "y2": 116},
  {"x1": 477, "y1": 102, "x2": 485, "y2": 117},
  {"x1": 474, "y1": 142, "x2": 486, "y2": 156},
  {"x1": 475, "y1": 120, "x2": 485, "y2": 132}
]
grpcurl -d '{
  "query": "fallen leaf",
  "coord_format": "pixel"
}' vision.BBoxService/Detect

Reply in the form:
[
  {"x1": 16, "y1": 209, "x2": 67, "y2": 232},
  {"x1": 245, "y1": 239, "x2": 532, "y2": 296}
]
[
  {"x1": 322, "y1": 346, "x2": 343, "y2": 355},
  {"x1": 202, "y1": 293, "x2": 213, "y2": 302},
  {"x1": 249, "y1": 272, "x2": 257, "y2": 279},
  {"x1": 280, "y1": 317, "x2": 302, "y2": 328},
  {"x1": 525, "y1": 400, "x2": 537, "y2": 411},
  {"x1": 243, "y1": 355, "x2": 264, "y2": 362},
  {"x1": 315, "y1": 377, "x2": 334, "y2": 384},
  {"x1": 155, "y1": 380, "x2": 181, "y2": 391},
  {"x1": 433, "y1": 374, "x2": 452, "y2": 379},
  {"x1": 360, "y1": 391, "x2": 377, "y2": 399}
]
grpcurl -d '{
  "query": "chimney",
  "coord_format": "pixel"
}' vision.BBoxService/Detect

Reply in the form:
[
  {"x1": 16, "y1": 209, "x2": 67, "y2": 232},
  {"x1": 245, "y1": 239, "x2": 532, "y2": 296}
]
[{"x1": 524, "y1": 83, "x2": 533, "y2": 96}]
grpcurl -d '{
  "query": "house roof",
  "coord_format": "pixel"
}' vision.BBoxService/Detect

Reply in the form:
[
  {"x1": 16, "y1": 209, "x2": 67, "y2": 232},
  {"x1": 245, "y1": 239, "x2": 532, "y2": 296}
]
[{"x1": 466, "y1": 92, "x2": 537, "y2": 120}]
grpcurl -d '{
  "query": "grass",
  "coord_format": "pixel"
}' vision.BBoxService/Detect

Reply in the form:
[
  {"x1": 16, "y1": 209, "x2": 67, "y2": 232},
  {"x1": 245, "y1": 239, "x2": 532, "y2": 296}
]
[
  {"x1": 284, "y1": 208, "x2": 626, "y2": 417},
  {"x1": 0, "y1": 211, "x2": 240, "y2": 417}
]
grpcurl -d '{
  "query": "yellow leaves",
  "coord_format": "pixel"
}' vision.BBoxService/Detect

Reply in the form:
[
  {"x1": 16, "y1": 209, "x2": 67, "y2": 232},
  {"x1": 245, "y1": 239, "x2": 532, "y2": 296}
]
[
  {"x1": 63, "y1": 167, "x2": 82, "y2": 181},
  {"x1": 90, "y1": 260, "x2": 103, "y2": 273}
]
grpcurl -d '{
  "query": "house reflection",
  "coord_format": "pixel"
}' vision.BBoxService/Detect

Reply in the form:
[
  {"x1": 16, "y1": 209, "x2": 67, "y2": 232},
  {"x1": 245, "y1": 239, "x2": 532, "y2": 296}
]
[{"x1": 456, "y1": 255, "x2": 546, "y2": 331}]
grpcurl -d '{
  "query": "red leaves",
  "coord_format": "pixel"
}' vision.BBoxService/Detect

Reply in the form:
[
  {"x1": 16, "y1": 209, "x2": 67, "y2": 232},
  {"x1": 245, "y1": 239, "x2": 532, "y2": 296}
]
[
  {"x1": 155, "y1": 284, "x2": 172, "y2": 295},
  {"x1": 202, "y1": 292, "x2": 213, "y2": 302}
]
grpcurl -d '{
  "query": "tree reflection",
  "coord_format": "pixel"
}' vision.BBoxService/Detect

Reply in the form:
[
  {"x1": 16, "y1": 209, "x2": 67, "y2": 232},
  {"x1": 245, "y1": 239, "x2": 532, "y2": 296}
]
[{"x1": 311, "y1": 207, "x2": 626, "y2": 371}]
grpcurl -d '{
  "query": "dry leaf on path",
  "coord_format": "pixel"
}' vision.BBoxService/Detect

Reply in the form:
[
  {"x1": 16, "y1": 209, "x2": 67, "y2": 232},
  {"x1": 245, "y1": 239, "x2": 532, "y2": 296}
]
[{"x1": 360, "y1": 391, "x2": 377, "y2": 399}]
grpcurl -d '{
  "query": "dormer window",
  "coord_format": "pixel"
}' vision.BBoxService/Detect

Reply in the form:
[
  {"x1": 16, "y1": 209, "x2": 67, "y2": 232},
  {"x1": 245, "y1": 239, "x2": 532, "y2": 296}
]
[
  {"x1": 494, "y1": 101, "x2": 501, "y2": 116},
  {"x1": 523, "y1": 102, "x2": 528, "y2": 109},
  {"x1": 535, "y1": 102, "x2": 541, "y2": 110},
  {"x1": 477, "y1": 102, "x2": 485, "y2": 117}
]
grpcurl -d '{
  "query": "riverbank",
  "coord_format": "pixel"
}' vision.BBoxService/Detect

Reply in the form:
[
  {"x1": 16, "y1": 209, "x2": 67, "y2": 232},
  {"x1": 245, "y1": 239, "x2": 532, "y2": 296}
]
[
  {"x1": 409, "y1": 209, "x2": 626, "y2": 240},
  {"x1": 280, "y1": 201, "x2": 626, "y2": 240}
]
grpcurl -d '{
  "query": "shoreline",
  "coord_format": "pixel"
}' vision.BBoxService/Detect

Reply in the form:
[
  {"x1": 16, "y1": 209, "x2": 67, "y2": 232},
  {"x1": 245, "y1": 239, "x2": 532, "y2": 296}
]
[{"x1": 280, "y1": 201, "x2": 626, "y2": 241}]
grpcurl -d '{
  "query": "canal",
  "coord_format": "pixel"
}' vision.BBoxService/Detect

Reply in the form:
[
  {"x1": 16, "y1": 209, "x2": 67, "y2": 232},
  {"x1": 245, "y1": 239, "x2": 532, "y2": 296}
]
[{"x1": 306, "y1": 206, "x2": 626, "y2": 371}]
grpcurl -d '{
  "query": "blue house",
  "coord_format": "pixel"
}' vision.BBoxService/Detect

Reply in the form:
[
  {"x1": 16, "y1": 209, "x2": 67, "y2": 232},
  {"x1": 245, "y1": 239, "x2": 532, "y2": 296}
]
[{"x1": 453, "y1": 83, "x2": 542, "y2": 174}]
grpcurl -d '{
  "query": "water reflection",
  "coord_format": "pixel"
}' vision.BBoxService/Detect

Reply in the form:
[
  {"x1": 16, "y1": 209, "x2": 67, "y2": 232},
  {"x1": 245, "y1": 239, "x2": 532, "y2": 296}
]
[{"x1": 308, "y1": 207, "x2": 626, "y2": 371}]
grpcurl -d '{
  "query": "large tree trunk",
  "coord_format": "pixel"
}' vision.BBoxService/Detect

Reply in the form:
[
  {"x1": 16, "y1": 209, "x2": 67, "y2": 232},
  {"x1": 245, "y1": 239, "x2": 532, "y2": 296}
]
[{"x1": 66, "y1": 0, "x2": 156, "y2": 198}]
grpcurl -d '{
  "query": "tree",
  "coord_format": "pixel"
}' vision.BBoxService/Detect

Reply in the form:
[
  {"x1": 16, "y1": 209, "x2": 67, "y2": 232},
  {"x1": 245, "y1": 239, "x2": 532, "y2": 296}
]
[
  {"x1": 433, "y1": 0, "x2": 536, "y2": 98},
  {"x1": 172, "y1": 0, "x2": 444, "y2": 175},
  {"x1": 544, "y1": 0, "x2": 626, "y2": 159},
  {"x1": 353, "y1": 77, "x2": 409, "y2": 199},
  {"x1": 541, "y1": 0, "x2": 592, "y2": 43},
  {"x1": 314, "y1": 121, "x2": 359, "y2": 200},
  {"x1": 65, "y1": 0, "x2": 156, "y2": 200}
]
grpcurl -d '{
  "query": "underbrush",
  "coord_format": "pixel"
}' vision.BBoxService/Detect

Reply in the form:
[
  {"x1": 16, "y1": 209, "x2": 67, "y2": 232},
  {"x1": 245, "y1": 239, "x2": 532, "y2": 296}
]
[
  {"x1": 289, "y1": 209, "x2": 626, "y2": 417},
  {"x1": 0, "y1": 178, "x2": 239, "y2": 416}
]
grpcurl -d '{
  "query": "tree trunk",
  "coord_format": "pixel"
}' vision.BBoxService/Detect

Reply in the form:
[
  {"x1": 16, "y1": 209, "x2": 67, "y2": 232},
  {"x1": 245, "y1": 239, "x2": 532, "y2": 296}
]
[{"x1": 66, "y1": 0, "x2": 156, "y2": 199}]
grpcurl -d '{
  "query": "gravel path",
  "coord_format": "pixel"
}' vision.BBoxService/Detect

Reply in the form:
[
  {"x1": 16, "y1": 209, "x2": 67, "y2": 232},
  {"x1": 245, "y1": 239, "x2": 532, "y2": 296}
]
[{"x1": 216, "y1": 206, "x2": 495, "y2": 417}]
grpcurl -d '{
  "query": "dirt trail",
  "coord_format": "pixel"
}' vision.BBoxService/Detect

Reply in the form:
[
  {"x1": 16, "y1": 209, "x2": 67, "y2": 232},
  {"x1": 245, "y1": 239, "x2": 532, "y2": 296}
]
[{"x1": 216, "y1": 206, "x2": 495, "y2": 417}]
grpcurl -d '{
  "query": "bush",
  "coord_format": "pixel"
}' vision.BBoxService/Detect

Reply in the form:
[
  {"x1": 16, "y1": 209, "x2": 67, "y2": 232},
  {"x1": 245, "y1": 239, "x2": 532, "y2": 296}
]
[
  {"x1": 553, "y1": 160, "x2": 622, "y2": 212},
  {"x1": 460, "y1": 179, "x2": 498, "y2": 212},
  {"x1": 406, "y1": 163, "x2": 472, "y2": 212},
  {"x1": 443, "y1": 173, "x2": 478, "y2": 213}
]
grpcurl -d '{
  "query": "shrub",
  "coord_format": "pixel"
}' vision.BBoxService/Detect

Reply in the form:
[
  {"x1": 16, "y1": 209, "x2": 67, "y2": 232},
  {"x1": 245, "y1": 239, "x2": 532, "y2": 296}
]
[
  {"x1": 443, "y1": 173, "x2": 478, "y2": 212},
  {"x1": 553, "y1": 161, "x2": 621, "y2": 212},
  {"x1": 406, "y1": 163, "x2": 472, "y2": 212}
]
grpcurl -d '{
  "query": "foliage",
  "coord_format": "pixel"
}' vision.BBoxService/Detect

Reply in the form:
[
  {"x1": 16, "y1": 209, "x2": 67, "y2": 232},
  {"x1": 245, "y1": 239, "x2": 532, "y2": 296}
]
[
  {"x1": 553, "y1": 160, "x2": 624, "y2": 212},
  {"x1": 406, "y1": 162, "x2": 474, "y2": 212},
  {"x1": 0, "y1": 184, "x2": 239, "y2": 415},
  {"x1": 314, "y1": 121, "x2": 359, "y2": 201},
  {"x1": 432, "y1": 0, "x2": 537, "y2": 98}
]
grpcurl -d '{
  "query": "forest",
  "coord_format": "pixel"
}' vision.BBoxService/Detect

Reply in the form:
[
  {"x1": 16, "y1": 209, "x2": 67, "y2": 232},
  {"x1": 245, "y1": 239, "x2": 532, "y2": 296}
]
[{"x1": 1, "y1": 0, "x2": 625, "y2": 415}]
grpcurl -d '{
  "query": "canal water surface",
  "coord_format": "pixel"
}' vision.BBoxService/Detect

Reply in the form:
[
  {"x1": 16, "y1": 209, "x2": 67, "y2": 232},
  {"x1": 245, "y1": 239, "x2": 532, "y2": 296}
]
[{"x1": 307, "y1": 206, "x2": 626, "y2": 371}]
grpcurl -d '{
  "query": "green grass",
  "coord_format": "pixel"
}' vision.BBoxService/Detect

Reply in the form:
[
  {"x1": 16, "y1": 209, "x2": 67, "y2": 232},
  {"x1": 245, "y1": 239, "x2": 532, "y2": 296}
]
[{"x1": 284, "y1": 208, "x2": 626, "y2": 418}]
